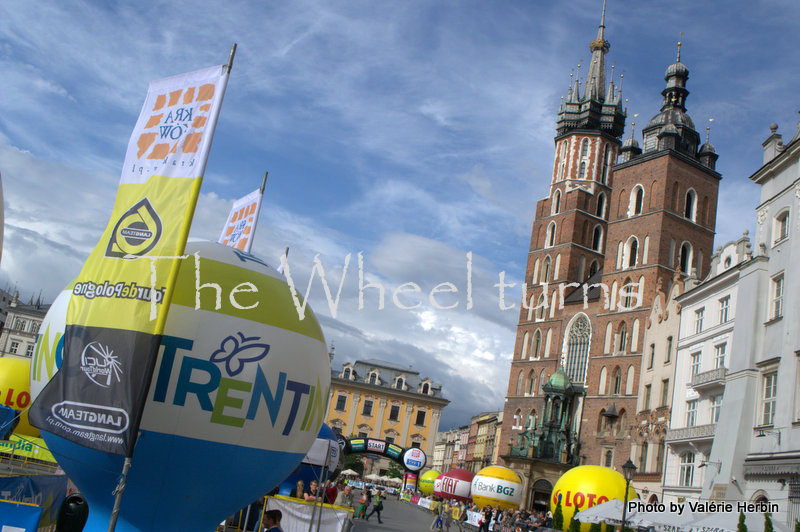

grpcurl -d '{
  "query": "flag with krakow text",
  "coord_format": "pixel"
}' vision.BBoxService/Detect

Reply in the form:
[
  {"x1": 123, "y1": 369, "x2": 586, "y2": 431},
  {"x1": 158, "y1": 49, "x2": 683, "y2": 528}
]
[
  {"x1": 218, "y1": 188, "x2": 263, "y2": 252},
  {"x1": 29, "y1": 65, "x2": 230, "y2": 456}
]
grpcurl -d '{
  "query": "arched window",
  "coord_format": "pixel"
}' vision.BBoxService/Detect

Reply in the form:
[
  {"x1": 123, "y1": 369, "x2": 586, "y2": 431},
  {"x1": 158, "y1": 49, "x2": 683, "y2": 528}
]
[
  {"x1": 539, "y1": 370, "x2": 547, "y2": 394},
  {"x1": 535, "y1": 294, "x2": 546, "y2": 321},
  {"x1": 634, "y1": 186, "x2": 644, "y2": 215},
  {"x1": 564, "y1": 314, "x2": 591, "y2": 383},
  {"x1": 617, "y1": 409, "x2": 627, "y2": 436},
  {"x1": 516, "y1": 372, "x2": 524, "y2": 395},
  {"x1": 514, "y1": 408, "x2": 522, "y2": 427},
  {"x1": 588, "y1": 260, "x2": 599, "y2": 279},
  {"x1": 343, "y1": 367, "x2": 351, "y2": 379},
  {"x1": 532, "y1": 330, "x2": 542, "y2": 359},
  {"x1": 612, "y1": 367, "x2": 622, "y2": 394},
  {"x1": 369, "y1": 372, "x2": 378, "y2": 384},
  {"x1": 598, "y1": 367, "x2": 607, "y2": 395},
  {"x1": 596, "y1": 192, "x2": 606, "y2": 219},
  {"x1": 579, "y1": 161, "x2": 587, "y2": 179},
  {"x1": 527, "y1": 371, "x2": 536, "y2": 395},
  {"x1": 540, "y1": 256, "x2": 551, "y2": 283},
  {"x1": 557, "y1": 141, "x2": 567, "y2": 181},
  {"x1": 618, "y1": 323, "x2": 628, "y2": 353},
  {"x1": 600, "y1": 144, "x2": 610, "y2": 184},
  {"x1": 775, "y1": 210, "x2": 790, "y2": 243},
  {"x1": 581, "y1": 138, "x2": 590, "y2": 158},
  {"x1": 552, "y1": 190, "x2": 562, "y2": 215},
  {"x1": 592, "y1": 226, "x2": 603, "y2": 252},
  {"x1": 597, "y1": 410, "x2": 606, "y2": 433},
  {"x1": 605, "y1": 450, "x2": 613, "y2": 467},
  {"x1": 520, "y1": 332, "x2": 529, "y2": 360},
  {"x1": 422, "y1": 382, "x2": 430, "y2": 394},
  {"x1": 626, "y1": 365, "x2": 635, "y2": 394},
  {"x1": 685, "y1": 189, "x2": 697, "y2": 221},
  {"x1": 396, "y1": 377, "x2": 405, "y2": 389},
  {"x1": 546, "y1": 222, "x2": 556, "y2": 248},
  {"x1": 626, "y1": 237, "x2": 639, "y2": 268},
  {"x1": 679, "y1": 242, "x2": 693, "y2": 274}
]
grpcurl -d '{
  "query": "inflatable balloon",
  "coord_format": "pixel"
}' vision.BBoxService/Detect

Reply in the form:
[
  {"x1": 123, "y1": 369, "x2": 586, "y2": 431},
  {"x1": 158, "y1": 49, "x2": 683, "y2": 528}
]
[
  {"x1": 435, "y1": 468, "x2": 474, "y2": 502},
  {"x1": 551, "y1": 465, "x2": 638, "y2": 529},
  {"x1": 0, "y1": 357, "x2": 39, "y2": 436},
  {"x1": 471, "y1": 466, "x2": 523, "y2": 510},
  {"x1": 419, "y1": 469, "x2": 441, "y2": 496},
  {"x1": 30, "y1": 242, "x2": 330, "y2": 532}
]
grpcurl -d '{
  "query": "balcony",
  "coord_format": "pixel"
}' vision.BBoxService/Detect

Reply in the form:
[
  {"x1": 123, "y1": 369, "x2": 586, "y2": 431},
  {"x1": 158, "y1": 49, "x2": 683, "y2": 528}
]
[
  {"x1": 666, "y1": 423, "x2": 715, "y2": 443},
  {"x1": 691, "y1": 367, "x2": 727, "y2": 392}
]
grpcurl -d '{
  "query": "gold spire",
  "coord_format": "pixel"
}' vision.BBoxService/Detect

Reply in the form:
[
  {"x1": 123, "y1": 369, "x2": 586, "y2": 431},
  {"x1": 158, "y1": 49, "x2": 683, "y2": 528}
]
[{"x1": 677, "y1": 32, "x2": 683, "y2": 62}]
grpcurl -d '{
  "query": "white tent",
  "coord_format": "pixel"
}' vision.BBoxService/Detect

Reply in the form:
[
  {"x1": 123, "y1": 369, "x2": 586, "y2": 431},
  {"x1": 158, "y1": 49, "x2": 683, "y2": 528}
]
[
  {"x1": 573, "y1": 499, "x2": 626, "y2": 524},
  {"x1": 340, "y1": 469, "x2": 359, "y2": 476},
  {"x1": 689, "y1": 511, "x2": 792, "y2": 532},
  {"x1": 365, "y1": 473, "x2": 381, "y2": 481},
  {"x1": 626, "y1": 502, "x2": 697, "y2": 529}
]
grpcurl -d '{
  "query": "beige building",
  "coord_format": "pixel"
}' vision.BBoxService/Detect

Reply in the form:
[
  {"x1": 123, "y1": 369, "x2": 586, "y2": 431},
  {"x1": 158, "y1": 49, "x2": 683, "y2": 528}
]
[
  {"x1": 0, "y1": 293, "x2": 49, "y2": 359},
  {"x1": 325, "y1": 358, "x2": 449, "y2": 473}
]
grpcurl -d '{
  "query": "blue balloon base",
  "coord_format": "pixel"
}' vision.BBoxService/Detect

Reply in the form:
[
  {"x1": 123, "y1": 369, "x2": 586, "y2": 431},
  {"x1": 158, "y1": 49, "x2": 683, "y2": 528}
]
[{"x1": 43, "y1": 429, "x2": 303, "y2": 531}]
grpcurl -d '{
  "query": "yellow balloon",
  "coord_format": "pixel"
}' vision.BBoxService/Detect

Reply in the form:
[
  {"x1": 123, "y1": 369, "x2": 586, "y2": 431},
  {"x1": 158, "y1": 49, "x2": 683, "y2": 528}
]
[
  {"x1": 551, "y1": 465, "x2": 637, "y2": 530},
  {"x1": 419, "y1": 469, "x2": 441, "y2": 496},
  {"x1": 471, "y1": 465, "x2": 523, "y2": 510},
  {"x1": 0, "y1": 358, "x2": 39, "y2": 436}
]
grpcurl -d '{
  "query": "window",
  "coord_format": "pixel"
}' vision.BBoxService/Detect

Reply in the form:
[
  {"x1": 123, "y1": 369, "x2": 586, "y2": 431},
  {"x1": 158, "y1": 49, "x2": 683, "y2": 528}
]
[
  {"x1": 639, "y1": 442, "x2": 648, "y2": 472},
  {"x1": 656, "y1": 443, "x2": 665, "y2": 473},
  {"x1": 686, "y1": 400, "x2": 697, "y2": 426},
  {"x1": 532, "y1": 330, "x2": 542, "y2": 359},
  {"x1": 395, "y1": 377, "x2": 404, "y2": 389},
  {"x1": 719, "y1": 297, "x2": 730, "y2": 323},
  {"x1": 552, "y1": 190, "x2": 561, "y2": 215},
  {"x1": 385, "y1": 436, "x2": 395, "y2": 444},
  {"x1": 762, "y1": 372, "x2": 777, "y2": 426},
  {"x1": 546, "y1": 222, "x2": 556, "y2": 248},
  {"x1": 601, "y1": 145, "x2": 611, "y2": 184},
  {"x1": 648, "y1": 344, "x2": 655, "y2": 369},
  {"x1": 335, "y1": 395, "x2": 347, "y2": 411},
  {"x1": 540, "y1": 257, "x2": 551, "y2": 283},
  {"x1": 618, "y1": 323, "x2": 628, "y2": 353},
  {"x1": 415, "y1": 410, "x2": 426, "y2": 426},
  {"x1": 579, "y1": 161, "x2": 587, "y2": 179},
  {"x1": 592, "y1": 226, "x2": 603, "y2": 252},
  {"x1": 581, "y1": 138, "x2": 590, "y2": 158},
  {"x1": 625, "y1": 237, "x2": 639, "y2": 268},
  {"x1": 775, "y1": 211, "x2": 789, "y2": 243},
  {"x1": 358, "y1": 431, "x2": 368, "y2": 439},
  {"x1": 690, "y1": 352, "x2": 701, "y2": 378},
  {"x1": 422, "y1": 383, "x2": 430, "y2": 394},
  {"x1": 665, "y1": 336, "x2": 673, "y2": 363},
  {"x1": 8, "y1": 341, "x2": 19, "y2": 354},
  {"x1": 612, "y1": 368, "x2": 622, "y2": 395},
  {"x1": 604, "y1": 450, "x2": 613, "y2": 468},
  {"x1": 714, "y1": 344, "x2": 726, "y2": 369},
  {"x1": 389, "y1": 405, "x2": 400, "y2": 421},
  {"x1": 557, "y1": 141, "x2": 567, "y2": 181},
  {"x1": 685, "y1": 190, "x2": 696, "y2": 221},
  {"x1": 411, "y1": 441, "x2": 421, "y2": 449},
  {"x1": 771, "y1": 274, "x2": 784, "y2": 319},
  {"x1": 694, "y1": 308, "x2": 704, "y2": 334},
  {"x1": 710, "y1": 395, "x2": 722, "y2": 423},
  {"x1": 679, "y1": 242, "x2": 692, "y2": 274},
  {"x1": 588, "y1": 260, "x2": 599, "y2": 278},
  {"x1": 25, "y1": 344, "x2": 34, "y2": 357},
  {"x1": 564, "y1": 315, "x2": 591, "y2": 383},
  {"x1": 362, "y1": 399, "x2": 374, "y2": 416},
  {"x1": 632, "y1": 186, "x2": 644, "y2": 215},
  {"x1": 679, "y1": 453, "x2": 695, "y2": 487},
  {"x1": 596, "y1": 193, "x2": 606, "y2": 218},
  {"x1": 661, "y1": 379, "x2": 670, "y2": 407},
  {"x1": 343, "y1": 367, "x2": 351, "y2": 379},
  {"x1": 369, "y1": 373, "x2": 378, "y2": 385},
  {"x1": 644, "y1": 384, "x2": 652, "y2": 410}
]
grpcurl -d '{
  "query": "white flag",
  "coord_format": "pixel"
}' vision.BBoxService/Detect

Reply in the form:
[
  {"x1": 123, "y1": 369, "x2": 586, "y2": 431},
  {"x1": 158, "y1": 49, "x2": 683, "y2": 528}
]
[{"x1": 219, "y1": 188, "x2": 263, "y2": 252}]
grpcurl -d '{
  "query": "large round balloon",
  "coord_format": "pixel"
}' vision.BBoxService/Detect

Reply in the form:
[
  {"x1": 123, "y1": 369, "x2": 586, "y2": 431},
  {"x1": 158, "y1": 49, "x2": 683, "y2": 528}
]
[
  {"x1": 0, "y1": 358, "x2": 39, "y2": 436},
  {"x1": 471, "y1": 466, "x2": 523, "y2": 510},
  {"x1": 435, "y1": 468, "x2": 474, "y2": 502},
  {"x1": 30, "y1": 242, "x2": 330, "y2": 532},
  {"x1": 551, "y1": 465, "x2": 638, "y2": 529},
  {"x1": 419, "y1": 469, "x2": 441, "y2": 496}
]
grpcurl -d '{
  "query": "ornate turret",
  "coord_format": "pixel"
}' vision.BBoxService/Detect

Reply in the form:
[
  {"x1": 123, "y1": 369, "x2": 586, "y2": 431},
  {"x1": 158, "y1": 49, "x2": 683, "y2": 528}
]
[
  {"x1": 556, "y1": 0, "x2": 625, "y2": 138},
  {"x1": 641, "y1": 42, "x2": 702, "y2": 156}
]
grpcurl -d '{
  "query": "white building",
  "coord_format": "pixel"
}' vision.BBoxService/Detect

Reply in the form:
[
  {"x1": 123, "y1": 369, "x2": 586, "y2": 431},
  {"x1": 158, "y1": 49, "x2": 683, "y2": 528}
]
[
  {"x1": 662, "y1": 234, "x2": 750, "y2": 506},
  {"x1": 0, "y1": 293, "x2": 49, "y2": 359},
  {"x1": 702, "y1": 123, "x2": 800, "y2": 526}
]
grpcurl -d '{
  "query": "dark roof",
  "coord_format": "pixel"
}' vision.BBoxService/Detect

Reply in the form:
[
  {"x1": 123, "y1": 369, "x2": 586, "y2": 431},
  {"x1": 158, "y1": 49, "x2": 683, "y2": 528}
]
[{"x1": 562, "y1": 271, "x2": 604, "y2": 304}]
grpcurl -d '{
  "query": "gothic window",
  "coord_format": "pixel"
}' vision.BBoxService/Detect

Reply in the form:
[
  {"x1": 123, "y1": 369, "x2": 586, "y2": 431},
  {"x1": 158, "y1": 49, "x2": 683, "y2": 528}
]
[
  {"x1": 581, "y1": 138, "x2": 590, "y2": 158},
  {"x1": 633, "y1": 186, "x2": 644, "y2": 215},
  {"x1": 516, "y1": 371, "x2": 524, "y2": 396},
  {"x1": 342, "y1": 367, "x2": 351, "y2": 379},
  {"x1": 598, "y1": 367, "x2": 607, "y2": 395},
  {"x1": 369, "y1": 372, "x2": 378, "y2": 385},
  {"x1": 592, "y1": 226, "x2": 603, "y2": 252},
  {"x1": 545, "y1": 222, "x2": 556, "y2": 248},
  {"x1": 564, "y1": 314, "x2": 591, "y2": 383},
  {"x1": 395, "y1": 377, "x2": 404, "y2": 390},
  {"x1": 617, "y1": 409, "x2": 627, "y2": 436},
  {"x1": 552, "y1": 190, "x2": 562, "y2": 215},
  {"x1": 600, "y1": 144, "x2": 610, "y2": 184},
  {"x1": 612, "y1": 367, "x2": 622, "y2": 394},
  {"x1": 588, "y1": 260, "x2": 599, "y2": 279},
  {"x1": 596, "y1": 192, "x2": 606, "y2": 219},
  {"x1": 535, "y1": 294, "x2": 546, "y2": 321},
  {"x1": 679, "y1": 242, "x2": 693, "y2": 274},
  {"x1": 540, "y1": 256, "x2": 551, "y2": 283},
  {"x1": 520, "y1": 332, "x2": 529, "y2": 360},
  {"x1": 557, "y1": 141, "x2": 567, "y2": 181},
  {"x1": 539, "y1": 370, "x2": 547, "y2": 394},
  {"x1": 685, "y1": 189, "x2": 697, "y2": 221},
  {"x1": 532, "y1": 330, "x2": 542, "y2": 359},
  {"x1": 618, "y1": 323, "x2": 628, "y2": 353},
  {"x1": 625, "y1": 236, "x2": 639, "y2": 268},
  {"x1": 528, "y1": 371, "x2": 536, "y2": 395},
  {"x1": 639, "y1": 442, "x2": 649, "y2": 472},
  {"x1": 604, "y1": 450, "x2": 613, "y2": 467},
  {"x1": 421, "y1": 382, "x2": 430, "y2": 394},
  {"x1": 621, "y1": 277, "x2": 634, "y2": 309},
  {"x1": 579, "y1": 161, "x2": 587, "y2": 179}
]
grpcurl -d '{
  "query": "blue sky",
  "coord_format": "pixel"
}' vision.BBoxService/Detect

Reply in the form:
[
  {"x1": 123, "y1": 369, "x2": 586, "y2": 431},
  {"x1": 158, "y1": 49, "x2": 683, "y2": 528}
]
[{"x1": 1, "y1": 0, "x2": 799, "y2": 430}]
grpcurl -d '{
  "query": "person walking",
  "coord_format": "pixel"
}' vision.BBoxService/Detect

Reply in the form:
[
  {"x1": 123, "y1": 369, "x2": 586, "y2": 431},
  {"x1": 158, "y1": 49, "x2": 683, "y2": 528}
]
[
  {"x1": 365, "y1": 489, "x2": 385, "y2": 523},
  {"x1": 454, "y1": 501, "x2": 467, "y2": 532},
  {"x1": 442, "y1": 500, "x2": 452, "y2": 532}
]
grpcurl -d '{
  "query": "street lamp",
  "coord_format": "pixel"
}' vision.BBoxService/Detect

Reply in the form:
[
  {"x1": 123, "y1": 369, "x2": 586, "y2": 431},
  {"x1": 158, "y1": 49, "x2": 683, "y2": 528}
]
[{"x1": 620, "y1": 459, "x2": 637, "y2": 532}]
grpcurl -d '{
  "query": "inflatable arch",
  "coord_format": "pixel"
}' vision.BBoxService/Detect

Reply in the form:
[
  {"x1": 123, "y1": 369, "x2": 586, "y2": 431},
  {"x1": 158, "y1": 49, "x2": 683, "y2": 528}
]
[{"x1": 342, "y1": 437, "x2": 427, "y2": 473}]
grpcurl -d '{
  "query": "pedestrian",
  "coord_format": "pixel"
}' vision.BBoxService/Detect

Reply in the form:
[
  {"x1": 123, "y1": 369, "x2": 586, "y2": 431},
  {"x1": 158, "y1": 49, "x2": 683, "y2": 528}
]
[
  {"x1": 480, "y1": 505, "x2": 493, "y2": 532},
  {"x1": 430, "y1": 497, "x2": 444, "y2": 531},
  {"x1": 442, "y1": 500, "x2": 452, "y2": 532},
  {"x1": 357, "y1": 490, "x2": 369, "y2": 519},
  {"x1": 334, "y1": 484, "x2": 355, "y2": 510},
  {"x1": 454, "y1": 501, "x2": 467, "y2": 532},
  {"x1": 365, "y1": 489, "x2": 385, "y2": 523},
  {"x1": 263, "y1": 509, "x2": 283, "y2": 532}
]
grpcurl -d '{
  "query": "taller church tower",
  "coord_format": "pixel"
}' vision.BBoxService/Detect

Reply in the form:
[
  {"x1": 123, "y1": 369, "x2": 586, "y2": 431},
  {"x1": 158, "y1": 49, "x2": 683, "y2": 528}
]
[{"x1": 499, "y1": 6, "x2": 721, "y2": 513}]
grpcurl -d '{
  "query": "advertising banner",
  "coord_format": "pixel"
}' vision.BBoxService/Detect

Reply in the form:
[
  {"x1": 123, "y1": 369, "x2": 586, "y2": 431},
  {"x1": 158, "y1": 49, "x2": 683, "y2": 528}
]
[
  {"x1": 0, "y1": 500, "x2": 42, "y2": 532},
  {"x1": 266, "y1": 495, "x2": 351, "y2": 532},
  {"x1": 0, "y1": 435, "x2": 57, "y2": 463},
  {"x1": 0, "y1": 475, "x2": 69, "y2": 529},
  {"x1": 219, "y1": 188, "x2": 262, "y2": 252},
  {"x1": 30, "y1": 64, "x2": 230, "y2": 455}
]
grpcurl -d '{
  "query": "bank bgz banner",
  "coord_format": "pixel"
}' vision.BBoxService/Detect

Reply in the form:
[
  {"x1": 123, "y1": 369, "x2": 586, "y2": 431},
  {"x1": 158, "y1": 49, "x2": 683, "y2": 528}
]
[
  {"x1": 218, "y1": 188, "x2": 262, "y2": 252},
  {"x1": 29, "y1": 65, "x2": 230, "y2": 455}
]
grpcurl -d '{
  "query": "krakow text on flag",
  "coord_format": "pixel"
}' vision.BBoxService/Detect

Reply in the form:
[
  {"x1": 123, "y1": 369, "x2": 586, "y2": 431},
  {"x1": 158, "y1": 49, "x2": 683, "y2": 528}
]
[
  {"x1": 218, "y1": 188, "x2": 262, "y2": 252},
  {"x1": 29, "y1": 65, "x2": 229, "y2": 456}
]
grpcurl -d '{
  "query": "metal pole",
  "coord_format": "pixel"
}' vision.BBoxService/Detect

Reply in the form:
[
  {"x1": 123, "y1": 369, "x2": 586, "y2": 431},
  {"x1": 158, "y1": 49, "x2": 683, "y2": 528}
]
[
  {"x1": 107, "y1": 456, "x2": 132, "y2": 532},
  {"x1": 242, "y1": 504, "x2": 252, "y2": 532},
  {"x1": 247, "y1": 171, "x2": 268, "y2": 252},
  {"x1": 225, "y1": 43, "x2": 238, "y2": 73},
  {"x1": 620, "y1": 478, "x2": 630, "y2": 532}
]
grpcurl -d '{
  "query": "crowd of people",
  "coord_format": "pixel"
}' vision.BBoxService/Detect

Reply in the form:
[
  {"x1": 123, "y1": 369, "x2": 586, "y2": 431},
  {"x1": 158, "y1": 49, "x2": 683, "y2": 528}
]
[{"x1": 418, "y1": 494, "x2": 554, "y2": 532}]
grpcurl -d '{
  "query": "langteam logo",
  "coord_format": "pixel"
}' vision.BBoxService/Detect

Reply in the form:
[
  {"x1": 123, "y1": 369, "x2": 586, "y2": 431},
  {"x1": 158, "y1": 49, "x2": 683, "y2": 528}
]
[
  {"x1": 105, "y1": 198, "x2": 163, "y2": 258},
  {"x1": 52, "y1": 401, "x2": 129, "y2": 434},
  {"x1": 80, "y1": 341, "x2": 123, "y2": 388}
]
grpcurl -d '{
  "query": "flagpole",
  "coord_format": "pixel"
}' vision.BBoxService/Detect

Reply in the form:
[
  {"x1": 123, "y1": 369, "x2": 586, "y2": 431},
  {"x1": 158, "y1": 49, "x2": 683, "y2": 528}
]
[
  {"x1": 248, "y1": 171, "x2": 268, "y2": 250},
  {"x1": 107, "y1": 43, "x2": 238, "y2": 532}
]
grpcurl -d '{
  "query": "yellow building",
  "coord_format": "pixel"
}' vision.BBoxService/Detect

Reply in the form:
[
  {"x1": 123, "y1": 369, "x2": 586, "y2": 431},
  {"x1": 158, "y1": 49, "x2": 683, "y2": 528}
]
[{"x1": 326, "y1": 359, "x2": 449, "y2": 466}]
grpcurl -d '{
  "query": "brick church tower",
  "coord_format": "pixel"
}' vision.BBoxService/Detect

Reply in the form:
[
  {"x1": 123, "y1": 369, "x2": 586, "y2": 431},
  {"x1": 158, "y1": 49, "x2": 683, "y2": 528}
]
[{"x1": 499, "y1": 5, "x2": 721, "y2": 513}]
